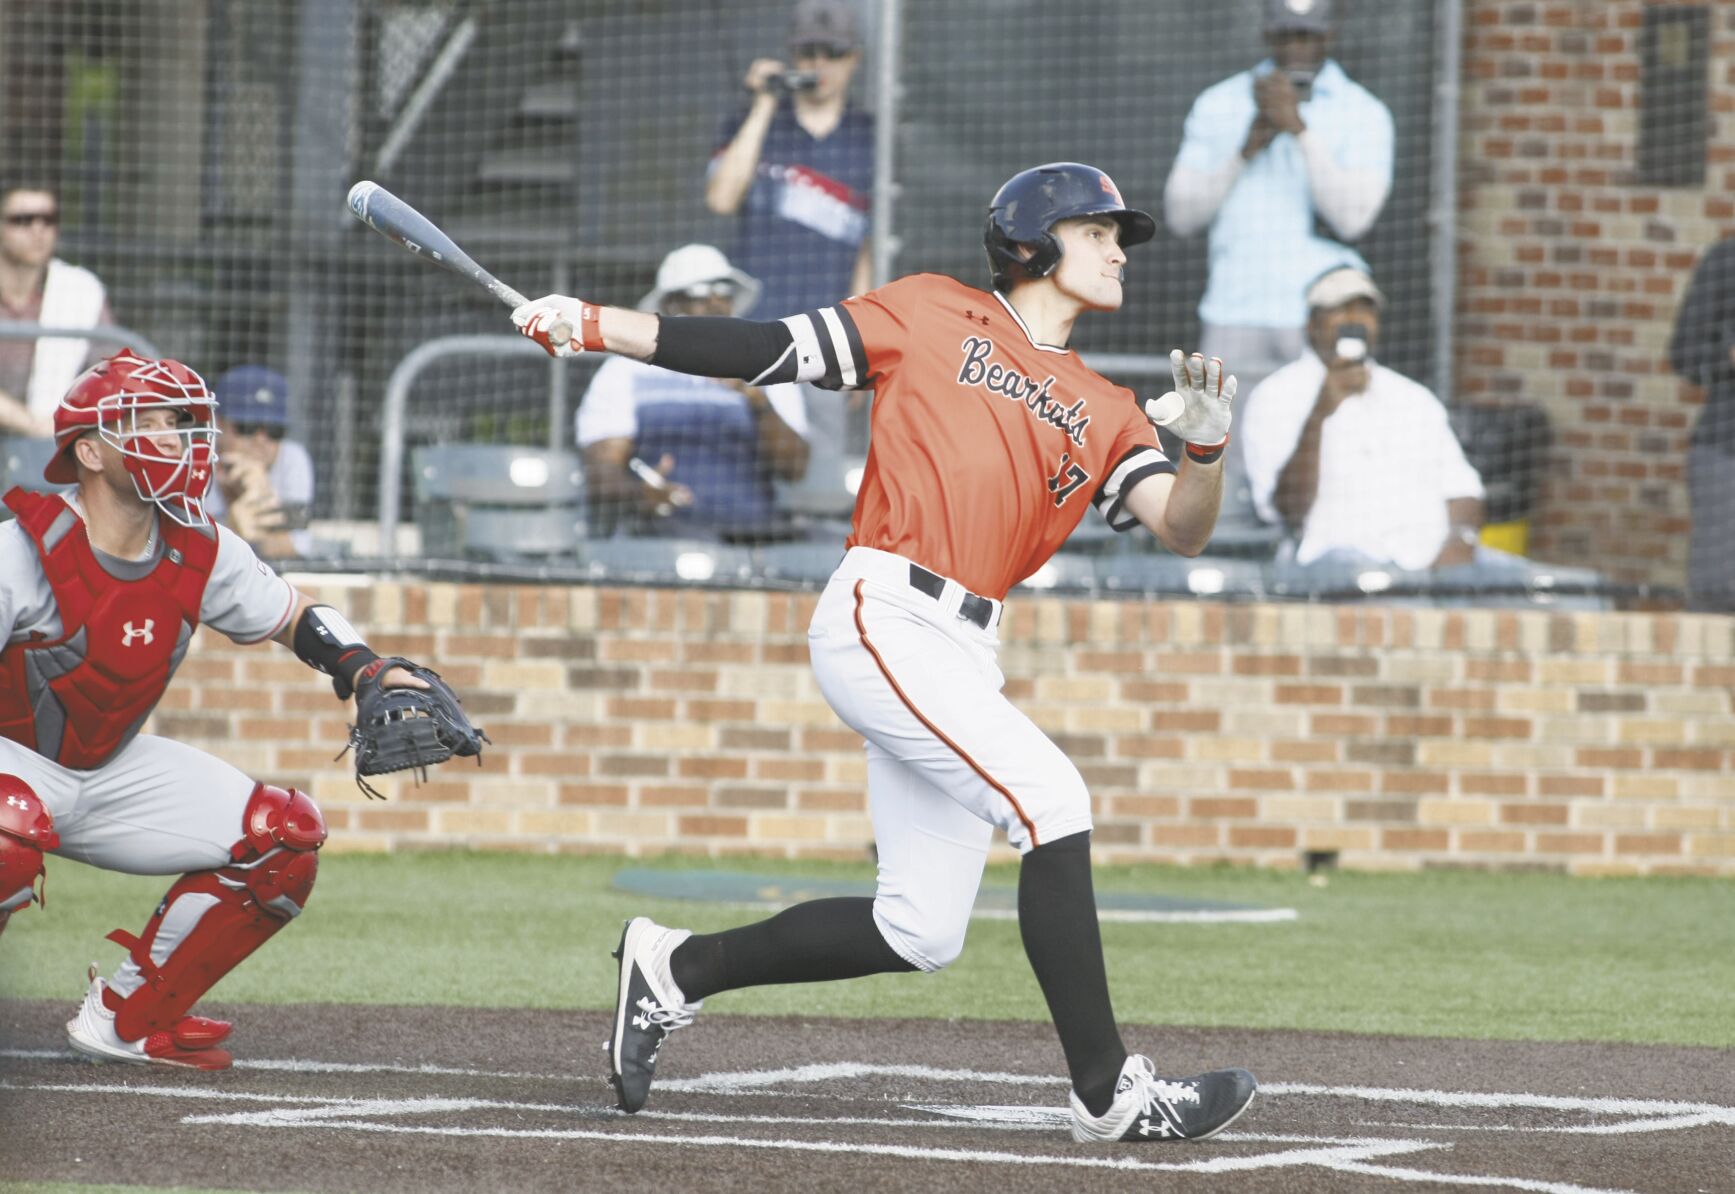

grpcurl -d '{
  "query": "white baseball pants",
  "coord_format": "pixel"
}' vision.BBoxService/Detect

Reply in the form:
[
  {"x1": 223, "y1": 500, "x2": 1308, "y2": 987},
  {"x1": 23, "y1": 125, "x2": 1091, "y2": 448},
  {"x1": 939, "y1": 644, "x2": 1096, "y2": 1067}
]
[{"x1": 808, "y1": 547, "x2": 1094, "y2": 971}]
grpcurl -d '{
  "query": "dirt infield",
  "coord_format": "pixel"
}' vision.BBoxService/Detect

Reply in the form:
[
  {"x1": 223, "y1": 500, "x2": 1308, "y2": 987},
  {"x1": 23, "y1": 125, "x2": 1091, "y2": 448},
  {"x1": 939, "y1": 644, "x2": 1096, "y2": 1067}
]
[{"x1": 2, "y1": 1000, "x2": 1731, "y2": 1194}]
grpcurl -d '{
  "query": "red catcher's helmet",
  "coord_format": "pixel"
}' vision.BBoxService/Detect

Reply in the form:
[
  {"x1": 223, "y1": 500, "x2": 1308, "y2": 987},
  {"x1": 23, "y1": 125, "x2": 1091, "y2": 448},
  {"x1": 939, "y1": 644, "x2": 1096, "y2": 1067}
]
[
  {"x1": 0, "y1": 773, "x2": 58, "y2": 927},
  {"x1": 45, "y1": 348, "x2": 220, "y2": 527}
]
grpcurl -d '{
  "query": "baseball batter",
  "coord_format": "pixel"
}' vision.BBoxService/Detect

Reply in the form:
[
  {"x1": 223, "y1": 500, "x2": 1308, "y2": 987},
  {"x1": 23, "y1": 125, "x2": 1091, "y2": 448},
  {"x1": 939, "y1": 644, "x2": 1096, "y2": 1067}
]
[
  {"x1": 515, "y1": 163, "x2": 1257, "y2": 1142},
  {"x1": 0, "y1": 349, "x2": 471, "y2": 1069}
]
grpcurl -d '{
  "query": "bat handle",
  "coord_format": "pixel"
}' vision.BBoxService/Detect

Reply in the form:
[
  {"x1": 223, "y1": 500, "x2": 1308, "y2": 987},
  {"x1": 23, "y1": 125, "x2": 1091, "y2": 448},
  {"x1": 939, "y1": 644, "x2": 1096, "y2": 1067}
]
[{"x1": 501, "y1": 283, "x2": 573, "y2": 349}]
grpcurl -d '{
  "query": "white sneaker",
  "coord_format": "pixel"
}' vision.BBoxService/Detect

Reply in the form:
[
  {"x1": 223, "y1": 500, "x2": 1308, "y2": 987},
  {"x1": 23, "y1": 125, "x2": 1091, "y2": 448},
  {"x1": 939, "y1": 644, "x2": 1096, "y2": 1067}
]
[
  {"x1": 1070, "y1": 1054, "x2": 1256, "y2": 1143},
  {"x1": 607, "y1": 917, "x2": 702, "y2": 1113},
  {"x1": 65, "y1": 969, "x2": 233, "y2": 1071}
]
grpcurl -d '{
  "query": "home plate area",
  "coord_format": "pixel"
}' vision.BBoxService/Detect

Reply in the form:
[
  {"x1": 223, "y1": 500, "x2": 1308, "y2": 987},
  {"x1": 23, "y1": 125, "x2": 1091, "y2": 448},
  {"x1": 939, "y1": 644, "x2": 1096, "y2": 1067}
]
[{"x1": 2, "y1": 1005, "x2": 1731, "y2": 1194}]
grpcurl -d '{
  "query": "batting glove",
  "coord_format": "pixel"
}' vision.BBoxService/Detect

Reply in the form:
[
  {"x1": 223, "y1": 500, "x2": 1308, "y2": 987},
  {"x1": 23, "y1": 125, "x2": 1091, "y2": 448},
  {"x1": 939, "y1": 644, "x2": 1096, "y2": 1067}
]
[
  {"x1": 511, "y1": 295, "x2": 590, "y2": 358},
  {"x1": 1139, "y1": 349, "x2": 1236, "y2": 457}
]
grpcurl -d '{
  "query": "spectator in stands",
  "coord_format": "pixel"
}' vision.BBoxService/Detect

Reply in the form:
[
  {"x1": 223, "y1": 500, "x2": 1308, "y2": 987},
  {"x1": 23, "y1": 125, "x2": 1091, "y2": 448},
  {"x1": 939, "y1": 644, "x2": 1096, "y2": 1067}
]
[
  {"x1": 1162, "y1": 0, "x2": 1392, "y2": 398},
  {"x1": 207, "y1": 365, "x2": 315, "y2": 558},
  {"x1": 706, "y1": 0, "x2": 874, "y2": 492},
  {"x1": 706, "y1": 0, "x2": 873, "y2": 319},
  {"x1": 0, "y1": 183, "x2": 112, "y2": 438},
  {"x1": 1240, "y1": 266, "x2": 1495, "y2": 574},
  {"x1": 1668, "y1": 237, "x2": 1735, "y2": 612},
  {"x1": 576, "y1": 244, "x2": 810, "y2": 541}
]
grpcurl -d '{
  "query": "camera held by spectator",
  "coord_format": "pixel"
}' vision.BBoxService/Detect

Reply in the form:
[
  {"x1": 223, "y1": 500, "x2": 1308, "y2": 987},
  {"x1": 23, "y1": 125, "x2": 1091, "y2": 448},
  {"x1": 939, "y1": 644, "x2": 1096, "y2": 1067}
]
[{"x1": 765, "y1": 70, "x2": 818, "y2": 95}]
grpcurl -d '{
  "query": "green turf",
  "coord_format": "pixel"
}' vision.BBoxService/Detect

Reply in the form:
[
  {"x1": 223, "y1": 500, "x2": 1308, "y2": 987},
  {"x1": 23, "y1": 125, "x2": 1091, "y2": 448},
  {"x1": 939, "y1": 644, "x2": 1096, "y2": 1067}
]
[{"x1": 3, "y1": 851, "x2": 1731, "y2": 1047}]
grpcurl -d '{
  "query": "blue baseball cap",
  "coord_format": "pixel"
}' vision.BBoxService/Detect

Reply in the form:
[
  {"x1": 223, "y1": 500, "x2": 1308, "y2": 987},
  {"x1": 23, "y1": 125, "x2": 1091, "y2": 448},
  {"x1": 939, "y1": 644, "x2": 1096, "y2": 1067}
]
[{"x1": 213, "y1": 365, "x2": 291, "y2": 426}]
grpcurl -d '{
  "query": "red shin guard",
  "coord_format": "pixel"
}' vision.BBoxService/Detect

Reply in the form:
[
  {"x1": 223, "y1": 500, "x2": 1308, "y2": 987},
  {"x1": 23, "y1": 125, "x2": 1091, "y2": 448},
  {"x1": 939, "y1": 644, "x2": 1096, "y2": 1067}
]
[{"x1": 104, "y1": 784, "x2": 325, "y2": 1043}]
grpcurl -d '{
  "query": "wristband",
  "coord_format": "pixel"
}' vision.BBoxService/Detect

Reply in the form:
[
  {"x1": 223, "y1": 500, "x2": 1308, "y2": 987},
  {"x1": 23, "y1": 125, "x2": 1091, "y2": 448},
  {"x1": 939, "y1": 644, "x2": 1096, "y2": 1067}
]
[
  {"x1": 1184, "y1": 436, "x2": 1228, "y2": 465},
  {"x1": 580, "y1": 301, "x2": 606, "y2": 352}
]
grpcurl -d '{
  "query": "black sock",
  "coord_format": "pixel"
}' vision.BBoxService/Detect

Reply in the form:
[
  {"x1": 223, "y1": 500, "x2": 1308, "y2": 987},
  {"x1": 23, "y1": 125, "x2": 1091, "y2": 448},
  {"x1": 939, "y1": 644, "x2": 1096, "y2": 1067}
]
[
  {"x1": 1019, "y1": 830, "x2": 1127, "y2": 1117},
  {"x1": 669, "y1": 896, "x2": 917, "y2": 1002}
]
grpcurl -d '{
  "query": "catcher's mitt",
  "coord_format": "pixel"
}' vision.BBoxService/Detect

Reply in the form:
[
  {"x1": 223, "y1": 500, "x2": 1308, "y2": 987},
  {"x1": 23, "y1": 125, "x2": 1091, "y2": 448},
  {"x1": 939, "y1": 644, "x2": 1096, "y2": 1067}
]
[{"x1": 340, "y1": 658, "x2": 489, "y2": 799}]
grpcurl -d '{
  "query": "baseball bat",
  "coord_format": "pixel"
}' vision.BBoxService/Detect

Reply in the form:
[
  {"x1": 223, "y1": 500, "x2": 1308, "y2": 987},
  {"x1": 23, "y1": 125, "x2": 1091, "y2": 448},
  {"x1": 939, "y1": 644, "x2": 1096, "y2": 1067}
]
[{"x1": 344, "y1": 180, "x2": 571, "y2": 347}]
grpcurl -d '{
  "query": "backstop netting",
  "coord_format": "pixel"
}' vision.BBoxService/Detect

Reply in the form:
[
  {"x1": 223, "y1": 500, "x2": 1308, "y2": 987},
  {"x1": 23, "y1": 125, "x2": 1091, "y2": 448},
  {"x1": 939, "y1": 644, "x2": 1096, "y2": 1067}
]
[{"x1": 0, "y1": 0, "x2": 1718, "y2": 609}]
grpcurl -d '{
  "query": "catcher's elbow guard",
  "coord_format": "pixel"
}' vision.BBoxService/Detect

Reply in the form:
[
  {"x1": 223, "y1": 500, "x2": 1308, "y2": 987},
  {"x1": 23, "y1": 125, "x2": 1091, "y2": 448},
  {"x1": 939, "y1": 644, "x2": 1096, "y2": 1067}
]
[{"x1": 0, "y1": 775, "x2": 59, "y2": 937}]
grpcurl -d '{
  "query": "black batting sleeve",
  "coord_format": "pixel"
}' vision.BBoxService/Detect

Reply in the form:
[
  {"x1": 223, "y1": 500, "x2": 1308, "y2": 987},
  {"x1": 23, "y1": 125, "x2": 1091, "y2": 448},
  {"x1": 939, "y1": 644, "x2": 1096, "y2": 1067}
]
[
  {"x1": 650, "y1": 316, "x2": 797, "y2": 383},
  {"x1": 649, "y1": 305, "x2": 867, "y2": 390}
]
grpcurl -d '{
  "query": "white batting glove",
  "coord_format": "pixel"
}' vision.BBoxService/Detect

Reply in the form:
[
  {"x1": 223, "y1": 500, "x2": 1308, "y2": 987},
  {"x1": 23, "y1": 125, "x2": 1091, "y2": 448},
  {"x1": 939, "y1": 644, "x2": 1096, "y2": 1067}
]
[
  {"x1": 511, "y1": 296, "x2": 584, "y2": 358},
  {"x1": 1139, "y1": 349, "x2": 1236, "y2": 449}
]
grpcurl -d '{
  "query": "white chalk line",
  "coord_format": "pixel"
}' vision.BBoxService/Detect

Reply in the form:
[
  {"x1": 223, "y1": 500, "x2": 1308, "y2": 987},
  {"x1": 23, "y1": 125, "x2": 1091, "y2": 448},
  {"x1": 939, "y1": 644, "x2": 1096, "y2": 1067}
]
[
  {"x1": 14, "y1": 1056, "x2": 1731, "y2": 1191},
  {"x1": 172, "y1": 1115, "x2": 1446, "y2": 1176},
  {"x1": 1, "y1": 1047, "x2": 559, "y2": 1081},
  {"x1": 13, "y1": 1052, "x2": 1734, "y2": 1121},
  {"x1": 658, "y1": 1061, "x2": 1070, "y2": 1093}
]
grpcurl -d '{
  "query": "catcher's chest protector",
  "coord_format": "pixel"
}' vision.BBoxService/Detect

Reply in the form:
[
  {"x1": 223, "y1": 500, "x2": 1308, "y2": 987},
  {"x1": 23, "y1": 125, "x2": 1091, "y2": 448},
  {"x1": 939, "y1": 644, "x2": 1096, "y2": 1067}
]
[{"x1": 0, "y1": 488, "x2": 216, "y2": 769}]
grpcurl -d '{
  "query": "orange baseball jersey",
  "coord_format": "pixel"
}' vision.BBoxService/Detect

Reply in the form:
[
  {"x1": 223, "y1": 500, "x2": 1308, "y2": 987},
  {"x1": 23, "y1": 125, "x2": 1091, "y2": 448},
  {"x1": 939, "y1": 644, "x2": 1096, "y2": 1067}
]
[{"x1": 780, "y1": 273, "x2": 1173, "y2": 599}]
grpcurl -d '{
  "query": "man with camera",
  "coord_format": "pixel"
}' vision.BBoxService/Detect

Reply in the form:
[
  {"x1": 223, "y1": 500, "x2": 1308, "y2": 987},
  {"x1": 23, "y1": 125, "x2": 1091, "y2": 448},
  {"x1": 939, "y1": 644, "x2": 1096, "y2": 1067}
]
[
  {"x1": 1239, "y1": 267, "x2": 1490, "y2": 575},
  {"x1": 704, "y1": 0, "x2": 873, "y2": 318},
  {"x1": 1162, "y1": 0, "x2": 1393, "y2": 400}
]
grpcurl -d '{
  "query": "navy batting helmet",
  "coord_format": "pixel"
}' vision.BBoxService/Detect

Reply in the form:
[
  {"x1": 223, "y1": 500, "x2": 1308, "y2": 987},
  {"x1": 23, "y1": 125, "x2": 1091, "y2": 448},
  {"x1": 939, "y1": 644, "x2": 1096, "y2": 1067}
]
[{"x1": 983, "y1": 163, "x2": 1156, "y2": 292}]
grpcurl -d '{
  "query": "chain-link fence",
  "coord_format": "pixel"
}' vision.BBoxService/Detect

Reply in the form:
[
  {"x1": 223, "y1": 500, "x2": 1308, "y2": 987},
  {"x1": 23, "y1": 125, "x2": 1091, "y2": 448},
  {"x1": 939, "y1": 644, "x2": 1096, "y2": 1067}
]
[{"x1": 0, "y1": 0, "x2": 1722, "y2": 609}]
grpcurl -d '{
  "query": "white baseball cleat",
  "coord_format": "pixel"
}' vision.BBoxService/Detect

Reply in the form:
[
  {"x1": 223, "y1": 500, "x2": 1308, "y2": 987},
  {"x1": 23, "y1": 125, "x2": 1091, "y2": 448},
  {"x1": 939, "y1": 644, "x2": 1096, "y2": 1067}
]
[
  {"x1": 1069, "y1": 1054, "x2": 1257, "y2": 1143},
  {"x1": 65, "y1": 969, "x2": 233, "y2": 1071}
]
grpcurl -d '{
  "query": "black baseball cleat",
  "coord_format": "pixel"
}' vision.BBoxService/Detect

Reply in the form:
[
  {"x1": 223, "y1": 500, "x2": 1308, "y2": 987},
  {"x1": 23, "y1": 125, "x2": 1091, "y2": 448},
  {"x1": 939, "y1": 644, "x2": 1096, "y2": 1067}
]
[
  {"x1": 1069, "y1": 1054, "x2": 1257, "y2": 1143},
  {"x1": 606, "y1": 916, "x2": 701, "y2": 1113}
]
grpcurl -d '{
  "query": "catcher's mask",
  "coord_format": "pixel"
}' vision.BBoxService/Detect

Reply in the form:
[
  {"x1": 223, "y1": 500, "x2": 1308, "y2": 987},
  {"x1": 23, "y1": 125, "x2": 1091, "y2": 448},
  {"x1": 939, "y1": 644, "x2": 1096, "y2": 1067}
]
[
  {"x1": 47, "y1": 349, "x2": 220, "y2": 528},
  {"x1": 983, "y1": 162, "x2": 1155, "y2": 293}
]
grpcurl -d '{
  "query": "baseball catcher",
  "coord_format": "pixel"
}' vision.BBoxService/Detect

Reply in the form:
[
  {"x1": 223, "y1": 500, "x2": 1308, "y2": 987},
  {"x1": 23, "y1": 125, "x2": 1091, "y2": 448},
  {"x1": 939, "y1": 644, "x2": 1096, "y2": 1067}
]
[
  {"x1": 512, "y1": 163, "x2": 1256, "y2": 1144},
  {"x1": 0, "y1": 348, "x2": 483, "y2": 1069}
]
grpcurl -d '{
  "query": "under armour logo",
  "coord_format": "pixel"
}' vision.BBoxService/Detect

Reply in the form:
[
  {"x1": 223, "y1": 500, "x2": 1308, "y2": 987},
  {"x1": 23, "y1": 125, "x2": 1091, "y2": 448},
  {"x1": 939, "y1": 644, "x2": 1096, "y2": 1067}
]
[
  {"x1": 1138, "y1": 1116, "x2": 1177, "y2": 1138},
  {"x1": 121, "y1": 619, "x2": 155, "y2": 646},
  {"x1": 632, "y1": 1013, "x2": 650, "y2": 1030},
  {"x1": 963, "y1": 310, "x2": 989, "y2": 325},
  {"x1": 5, "y1": 795, "x2": 28, "y2": 811}
]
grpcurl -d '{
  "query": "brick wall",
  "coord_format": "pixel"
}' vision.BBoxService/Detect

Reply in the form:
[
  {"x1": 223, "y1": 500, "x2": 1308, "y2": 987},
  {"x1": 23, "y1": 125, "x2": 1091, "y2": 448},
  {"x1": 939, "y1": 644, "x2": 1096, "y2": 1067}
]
[
  {"x1": 149, "y1": 582, "x2": 1735, "y2": 876},
  {"x1": 1458, "y1": 0, "x2": 1735, "y2": 588}
]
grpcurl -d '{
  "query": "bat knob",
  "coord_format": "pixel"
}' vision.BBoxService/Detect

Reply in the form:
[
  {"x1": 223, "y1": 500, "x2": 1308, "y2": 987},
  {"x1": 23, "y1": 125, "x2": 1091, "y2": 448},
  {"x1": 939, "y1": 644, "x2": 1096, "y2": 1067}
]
[
  {"x1": 548, "y1": 320, "x2": 573, "y2": 348},
  {"x1": 346, "y1": 180, "x2": 378, "y2": 223}
]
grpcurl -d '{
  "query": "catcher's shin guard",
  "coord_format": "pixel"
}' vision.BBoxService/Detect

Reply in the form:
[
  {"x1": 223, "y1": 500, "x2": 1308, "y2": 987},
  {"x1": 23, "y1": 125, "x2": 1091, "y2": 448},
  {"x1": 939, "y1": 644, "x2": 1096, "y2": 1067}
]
[
  {"x1": 103, "y1": 783, "x2": 325, "y2": 1042},
  {"x1": 0, "y1": 774, "x2": 58, "y2": 938}
]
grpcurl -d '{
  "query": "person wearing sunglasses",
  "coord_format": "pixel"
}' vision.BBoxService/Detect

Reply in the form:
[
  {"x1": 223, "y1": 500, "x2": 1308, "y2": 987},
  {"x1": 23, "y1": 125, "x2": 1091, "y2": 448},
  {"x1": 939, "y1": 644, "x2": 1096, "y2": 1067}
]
[
  {"x1": 0, "y1": 183, "x2": 112, "y2": 440},
  {"x1": 705, "y1": 0, "x2": 873, "y2": 320},
  {"x1": 706, "y1": 1, "x2": 875, "y2": 519},
  {"x1": 206, "y1": 365, "x2": 315, "y2": 558},
  {"x1": 576, "y1": 244, "x2": 810, "y2": 541}
]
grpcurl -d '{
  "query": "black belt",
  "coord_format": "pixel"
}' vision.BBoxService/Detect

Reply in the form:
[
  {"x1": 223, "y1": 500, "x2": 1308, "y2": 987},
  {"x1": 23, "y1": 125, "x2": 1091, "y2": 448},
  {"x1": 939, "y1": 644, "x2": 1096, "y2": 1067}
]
[{"x1": 909, "y1": 564, "x2": 996, "y2": 630}]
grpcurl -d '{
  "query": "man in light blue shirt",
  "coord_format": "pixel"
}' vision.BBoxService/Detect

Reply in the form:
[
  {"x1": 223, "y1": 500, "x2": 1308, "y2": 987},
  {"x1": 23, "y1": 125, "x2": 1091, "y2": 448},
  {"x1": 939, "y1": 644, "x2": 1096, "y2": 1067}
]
[{"x1": 1164, "y1": 0, "x2": 1393, "y2": 398}]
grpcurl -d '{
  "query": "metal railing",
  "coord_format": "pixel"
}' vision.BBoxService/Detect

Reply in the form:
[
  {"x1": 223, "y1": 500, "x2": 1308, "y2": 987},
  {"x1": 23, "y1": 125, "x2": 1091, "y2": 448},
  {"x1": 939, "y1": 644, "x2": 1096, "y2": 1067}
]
[
  {"x1": 376, "y1": 333, "x2": 580, "y2": 550},
  {"x1": 0, "y1": 321, "x2": 162, "y2": 358}
]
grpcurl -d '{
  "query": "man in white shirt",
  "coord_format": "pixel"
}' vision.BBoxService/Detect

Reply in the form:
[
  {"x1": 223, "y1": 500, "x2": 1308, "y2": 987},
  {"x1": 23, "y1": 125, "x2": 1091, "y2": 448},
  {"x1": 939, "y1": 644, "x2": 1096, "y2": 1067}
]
[
  {"x1": 1240, "y1": 266, "x2": 1490, "y2": 573},
  {"x1": 576, "y1": 244, "x2": 810, "y2": 541},
  {"x1": 1163, "y1": 0, "x2": 1393, "y2": 398}
]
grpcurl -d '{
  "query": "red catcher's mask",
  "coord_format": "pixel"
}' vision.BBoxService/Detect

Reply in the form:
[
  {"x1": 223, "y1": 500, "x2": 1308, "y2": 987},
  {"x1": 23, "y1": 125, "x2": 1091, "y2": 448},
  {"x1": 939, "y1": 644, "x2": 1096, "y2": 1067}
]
[{"x1": 46, "y1": 349, "x2": 220, "y2": 528}]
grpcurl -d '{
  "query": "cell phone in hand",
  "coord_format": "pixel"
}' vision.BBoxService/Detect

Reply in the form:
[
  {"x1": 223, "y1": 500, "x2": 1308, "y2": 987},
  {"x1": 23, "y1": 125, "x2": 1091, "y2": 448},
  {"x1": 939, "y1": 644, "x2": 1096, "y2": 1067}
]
[
  {"x1": 275, "y1": 502, "x2": 311, "y2": 530},
  {"x1": 1334, "y1": 322, "x2": 1370, "y2": 363}
]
